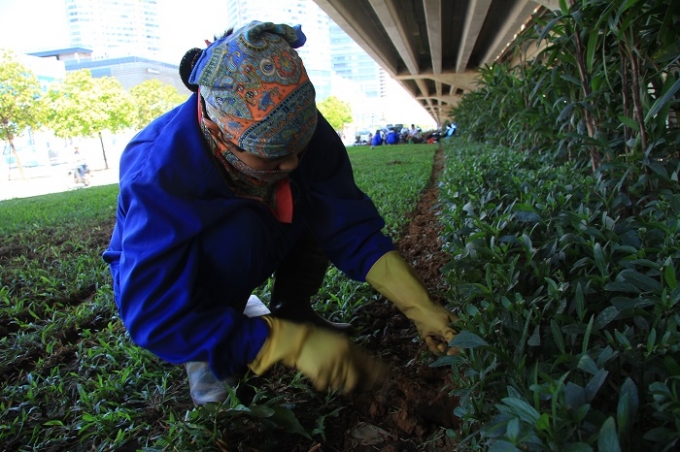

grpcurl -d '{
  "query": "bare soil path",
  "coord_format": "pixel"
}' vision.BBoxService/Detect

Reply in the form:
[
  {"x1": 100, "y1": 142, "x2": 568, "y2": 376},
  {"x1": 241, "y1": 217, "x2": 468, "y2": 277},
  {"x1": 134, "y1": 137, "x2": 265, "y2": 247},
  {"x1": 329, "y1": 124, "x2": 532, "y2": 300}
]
[{"x1": 281, "y1": 146, "x2": 459, "y2": 451}]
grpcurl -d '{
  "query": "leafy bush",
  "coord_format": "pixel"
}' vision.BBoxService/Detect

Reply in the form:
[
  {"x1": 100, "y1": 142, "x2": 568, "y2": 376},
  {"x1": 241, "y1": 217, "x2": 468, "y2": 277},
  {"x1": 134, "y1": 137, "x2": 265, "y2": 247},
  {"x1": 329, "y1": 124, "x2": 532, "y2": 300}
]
[
  {"x1": 452, "y1": 0, "x2": 679, "y2": 177},
  {"x1": 435, "y1": 142, "x2": 680, "y2": 451},
  {"x1": 441, "y1": 1, "x2": 679, "y2": 447}
]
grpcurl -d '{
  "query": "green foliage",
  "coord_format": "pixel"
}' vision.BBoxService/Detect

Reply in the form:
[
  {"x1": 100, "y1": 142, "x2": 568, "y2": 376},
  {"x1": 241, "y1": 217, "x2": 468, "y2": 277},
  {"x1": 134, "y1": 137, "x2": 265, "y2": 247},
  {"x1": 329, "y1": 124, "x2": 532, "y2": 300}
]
[
  {"x1": 0, "y1": 49, "x2": 44, "y2": 142},
  {"x1": 350, "y1": 144, "x2": 436, "y2": 236},
  {"x1": 452, "y1": 0, "x2": 679, "y2": 177},
  {"x1": 0, "y1": 49, "x2": 45, "y2": 177},
  {"x1": 0, "y1": 144, "x2": 435, "y2": 450},
  {"x1": 44, "y1": 69, "x2": 135, "y2": 168},
  {"x1": 434, "y1": 142, "x2": 680, "y2": 451},
  {"x1": 0, "y1": 185, "x2": 119, "y2": 234},
  {"x1": 45, "y1": 69, "x2": 134, "y2": 140},
  {"x1": 445, "y1": 9, "x2": 679, "y2": 446},
  {"x1": 129, "y1": 79, "x2": 188, "y2": 131},
  {"x1": 317, "y1": 95, "x2": 353, "y2": 132}
]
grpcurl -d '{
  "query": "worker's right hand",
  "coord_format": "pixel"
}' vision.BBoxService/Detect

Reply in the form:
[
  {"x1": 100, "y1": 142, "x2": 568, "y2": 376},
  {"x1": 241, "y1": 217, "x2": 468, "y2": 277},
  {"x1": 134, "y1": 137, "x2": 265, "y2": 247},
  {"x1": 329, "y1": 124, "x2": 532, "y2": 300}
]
[
  {"x1": 248, "y1": 316, "x2": 386, "y2": 393},
  {"x1": 366, "y1": 251, "x2": 459, "y2": 356}
]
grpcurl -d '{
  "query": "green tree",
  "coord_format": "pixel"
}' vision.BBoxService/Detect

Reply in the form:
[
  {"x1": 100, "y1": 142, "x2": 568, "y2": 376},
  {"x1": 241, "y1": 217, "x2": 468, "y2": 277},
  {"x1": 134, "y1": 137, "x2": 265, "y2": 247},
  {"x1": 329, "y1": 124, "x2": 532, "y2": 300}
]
[
  {"x1": 317, "y1": 95, "x2": 353, "y2": 132},
  {"x1": 129, "y1": 79, "x2": 188, "y2": 130},
  {"x1": 45, "y1": 69, "x2": 134, "y2": 169},
  {"x1": 0, "y1": 49, "x2": 44, "y2": 179},
  {"x1": 452, "y1": 0, "x2": 679, "y2": 178}
]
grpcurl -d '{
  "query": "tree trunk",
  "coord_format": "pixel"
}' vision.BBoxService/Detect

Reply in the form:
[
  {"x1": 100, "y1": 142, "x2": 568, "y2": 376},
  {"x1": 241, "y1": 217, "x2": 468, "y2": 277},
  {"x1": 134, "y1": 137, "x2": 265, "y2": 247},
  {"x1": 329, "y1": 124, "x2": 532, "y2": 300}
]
[
  {"x1": 573, "y1": 29, "x2": 599, "y2": 172},
  {"x1": 629, "y1": 46, "x2": 648, "y2": 154},
  {"x1": 618, "y1": 41, "x2": 632, "y2": 154},
  {"x1": 8, "y1": 138, "x2": 25, "y2": 181},
  {"x1": 98, "y1": 132, "x2": 109, "y2": 170}
]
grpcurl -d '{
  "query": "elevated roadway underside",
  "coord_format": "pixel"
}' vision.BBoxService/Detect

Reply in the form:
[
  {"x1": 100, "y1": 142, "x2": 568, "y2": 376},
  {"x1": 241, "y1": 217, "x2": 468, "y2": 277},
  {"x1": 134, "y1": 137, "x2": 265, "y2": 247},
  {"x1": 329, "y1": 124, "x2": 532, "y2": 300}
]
[{"x1": 314, "y1": 0, "x2": 559, "y2": 122}]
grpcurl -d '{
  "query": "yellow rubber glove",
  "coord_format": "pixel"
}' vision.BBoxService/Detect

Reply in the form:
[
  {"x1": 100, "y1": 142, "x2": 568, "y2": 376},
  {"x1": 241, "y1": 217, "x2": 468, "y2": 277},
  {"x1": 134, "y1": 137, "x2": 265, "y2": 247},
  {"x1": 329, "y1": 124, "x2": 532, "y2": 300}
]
[
  {"x1": 248, "y1": 316, "x2": 386, "y2": 393},
  {"x1": 366, "y1": 251, "x2": 458, "y2": 355}
]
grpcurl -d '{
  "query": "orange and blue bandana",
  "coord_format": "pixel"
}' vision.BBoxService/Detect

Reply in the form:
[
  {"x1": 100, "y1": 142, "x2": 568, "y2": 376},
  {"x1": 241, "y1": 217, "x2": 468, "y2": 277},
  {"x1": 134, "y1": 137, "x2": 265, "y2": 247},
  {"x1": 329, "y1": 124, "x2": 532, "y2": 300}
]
[
  {"x1": 189, "y1": 21, "x2": 317, "y2": 159},
  {"x1": 197, "y1": 94, "x2": 294, "y2": 223}
]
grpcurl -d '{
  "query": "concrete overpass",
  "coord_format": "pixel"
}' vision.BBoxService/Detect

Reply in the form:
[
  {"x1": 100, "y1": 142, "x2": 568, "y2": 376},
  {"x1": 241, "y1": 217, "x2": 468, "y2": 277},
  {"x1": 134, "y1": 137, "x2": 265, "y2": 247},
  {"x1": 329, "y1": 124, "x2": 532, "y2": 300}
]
[{"x1": 313, "y1": 0, "x2": 560, "y2": 123}]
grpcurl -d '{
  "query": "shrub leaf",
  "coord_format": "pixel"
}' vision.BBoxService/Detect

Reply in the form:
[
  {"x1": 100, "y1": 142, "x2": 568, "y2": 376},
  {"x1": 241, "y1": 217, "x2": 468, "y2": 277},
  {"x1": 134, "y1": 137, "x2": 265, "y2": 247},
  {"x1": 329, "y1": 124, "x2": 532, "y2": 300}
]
[
  {"x1": 500, "y1": 397, "x2": 540, "y2": 423},
  {"x1": 450, "y1": 331, "x2": 489, "y2": 348},
  {"x1": 597, "y1": 417, "x2": 622, "y2": 452}
]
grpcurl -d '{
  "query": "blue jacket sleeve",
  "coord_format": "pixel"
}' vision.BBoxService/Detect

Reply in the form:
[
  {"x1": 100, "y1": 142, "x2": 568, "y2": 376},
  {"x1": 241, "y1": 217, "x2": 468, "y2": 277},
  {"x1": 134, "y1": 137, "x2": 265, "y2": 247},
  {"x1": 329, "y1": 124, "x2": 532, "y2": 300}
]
[{"x1": 103, "y1": 100, "x2": 268, "y2": 380}]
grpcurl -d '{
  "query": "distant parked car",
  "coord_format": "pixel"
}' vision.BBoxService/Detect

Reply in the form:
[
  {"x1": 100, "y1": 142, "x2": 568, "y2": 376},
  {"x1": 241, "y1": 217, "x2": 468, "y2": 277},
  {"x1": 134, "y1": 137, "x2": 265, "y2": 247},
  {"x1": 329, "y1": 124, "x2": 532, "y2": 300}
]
[
  {"x1": 48, "y1": 147, "x2": 71, "y2": 166},
  {"x1": 354, "y1": 129, "x2": 372, "y2": 145}
]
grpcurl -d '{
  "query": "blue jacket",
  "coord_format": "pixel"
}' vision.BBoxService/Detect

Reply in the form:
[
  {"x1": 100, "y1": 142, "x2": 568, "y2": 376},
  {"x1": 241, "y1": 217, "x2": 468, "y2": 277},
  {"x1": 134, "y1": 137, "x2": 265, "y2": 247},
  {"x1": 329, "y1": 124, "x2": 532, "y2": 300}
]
[
  {"x1": 371, "y1": 133, "x2": 383, "y2": 146},
  {"x1": 386, "y1": 131, "x2": 400, "y2": 145},
  {"x1": 103, "y1": 94, "x2": 395, "y2": 379}
]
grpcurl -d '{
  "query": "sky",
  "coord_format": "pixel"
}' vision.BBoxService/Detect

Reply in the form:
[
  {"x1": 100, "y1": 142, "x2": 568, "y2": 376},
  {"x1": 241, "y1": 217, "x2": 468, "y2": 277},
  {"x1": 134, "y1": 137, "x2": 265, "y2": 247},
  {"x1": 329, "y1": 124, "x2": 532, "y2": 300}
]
[
  {"x1": 0, "y1": 0, "x2": 230, "y2": 64},
  {"x1": 0, "y1": 0, "x2": 70, "y2": 52}
]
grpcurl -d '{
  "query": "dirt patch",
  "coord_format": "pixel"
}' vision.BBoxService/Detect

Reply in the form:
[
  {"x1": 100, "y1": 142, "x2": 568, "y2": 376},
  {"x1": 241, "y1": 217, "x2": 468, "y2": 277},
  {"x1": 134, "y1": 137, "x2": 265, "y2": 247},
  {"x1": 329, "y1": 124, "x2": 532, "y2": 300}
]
[
  {"x1": 335, "y1": 145, "x2": 458, "y2": 451},
  {"x1": 221, "y1": 146, "x2": 458, "y2": 451},
  {"x1": 267, "y1": 145, "x2": 458, "y2": 451}
]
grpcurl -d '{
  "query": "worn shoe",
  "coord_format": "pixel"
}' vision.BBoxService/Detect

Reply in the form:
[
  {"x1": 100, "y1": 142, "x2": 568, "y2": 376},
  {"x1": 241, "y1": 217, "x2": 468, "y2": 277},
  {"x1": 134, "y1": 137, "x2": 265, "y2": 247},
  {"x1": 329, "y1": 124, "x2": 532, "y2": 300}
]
[
  {"x1": 185, "y1": 361, "x2": 235, "y2": 405},
  {"x1": 185, "y1": 296, "x2": 269, "y2": 405}
]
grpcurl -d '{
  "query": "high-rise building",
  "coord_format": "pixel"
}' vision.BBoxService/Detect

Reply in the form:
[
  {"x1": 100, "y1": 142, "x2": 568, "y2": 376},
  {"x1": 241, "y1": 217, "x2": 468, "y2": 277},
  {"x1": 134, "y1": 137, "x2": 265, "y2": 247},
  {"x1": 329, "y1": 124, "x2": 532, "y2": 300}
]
[
  {"x1": 329, "y1": 21, "x2": 382, "y2": 99},
  {"x1": 38, "y1": 0, "x2": 189, "y2": 94},
  {"x1": 328, "y1": 21, "x2": 435, "y2": 128},
  {"x1": 64, "y1": 0, "x2": 162, "y2": 59},
  {"x1": 328, "y1": 20, "x2": 386, "y2": 127}
]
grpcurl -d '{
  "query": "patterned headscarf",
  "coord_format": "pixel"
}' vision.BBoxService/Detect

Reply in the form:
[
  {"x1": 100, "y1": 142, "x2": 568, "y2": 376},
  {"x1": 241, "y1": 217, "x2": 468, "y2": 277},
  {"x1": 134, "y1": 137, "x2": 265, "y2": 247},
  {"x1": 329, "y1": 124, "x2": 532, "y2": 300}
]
[
  {"x1": 197, "y1": 96, "x2": 294, "y2": 223},
  {"x1": 188, "y1": 21, "x2": 317, "y2": 158}
]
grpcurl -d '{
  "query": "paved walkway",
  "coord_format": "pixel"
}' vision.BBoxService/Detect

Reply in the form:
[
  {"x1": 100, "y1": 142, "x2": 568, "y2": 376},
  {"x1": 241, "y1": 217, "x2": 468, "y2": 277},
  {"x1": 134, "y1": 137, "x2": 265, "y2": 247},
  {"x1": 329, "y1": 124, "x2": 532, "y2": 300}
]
[
  {"x1": 2, "y1": 140, "x2": 378, "y2": 203},
  {"x1": 0, "y1": 165, "x2": 120, "y2": 202}
]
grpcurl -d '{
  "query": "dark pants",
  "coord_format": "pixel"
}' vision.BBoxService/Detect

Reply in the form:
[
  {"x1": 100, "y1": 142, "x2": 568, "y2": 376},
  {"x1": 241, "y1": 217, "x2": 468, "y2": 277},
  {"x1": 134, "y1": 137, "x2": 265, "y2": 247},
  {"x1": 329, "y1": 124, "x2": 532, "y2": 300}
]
[{"x1": 271, "y1": 229, "x2": 329, "y2": 304}]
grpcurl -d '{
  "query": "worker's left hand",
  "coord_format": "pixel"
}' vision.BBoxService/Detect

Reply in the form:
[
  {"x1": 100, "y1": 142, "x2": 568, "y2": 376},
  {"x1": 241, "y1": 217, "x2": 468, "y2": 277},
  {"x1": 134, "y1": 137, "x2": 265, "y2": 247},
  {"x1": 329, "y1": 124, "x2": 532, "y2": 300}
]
[
  {"x1": 248, "y1": 316, "x2": 388, "y2": 392},
  {"x1": 366, "y1": 251, "x2": 459, "y2": 355}
]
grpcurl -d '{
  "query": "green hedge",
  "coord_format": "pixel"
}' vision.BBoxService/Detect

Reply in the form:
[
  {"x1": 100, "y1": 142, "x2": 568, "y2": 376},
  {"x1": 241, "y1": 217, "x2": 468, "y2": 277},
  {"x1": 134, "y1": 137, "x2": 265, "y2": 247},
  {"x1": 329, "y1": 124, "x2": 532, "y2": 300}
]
[{"x1": 434, "y1": 141, "x2": 680, "y2": 451}]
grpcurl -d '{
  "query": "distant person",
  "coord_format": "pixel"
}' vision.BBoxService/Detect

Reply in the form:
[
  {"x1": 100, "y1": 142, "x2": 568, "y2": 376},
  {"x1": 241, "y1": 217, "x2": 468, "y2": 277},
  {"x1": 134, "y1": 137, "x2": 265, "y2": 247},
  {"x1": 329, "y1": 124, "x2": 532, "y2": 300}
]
[
  {"x1": 72, "y1": 146, "x2": 89, "y2": 186},
  {"x1": 400, "y1": 126, "x2": 409, "y2": 142},
  {"x1": 386, "y1": 129, "x2": 400, "y2": 145},
  {"x1": 102, "y1": 21, "x2": 458, "y2": 405},
  {"x1": 371, "y1": 129, "x2": 384, "y2": 149},
  {"x1": 408, "y1": 124, "x2": 422, "y2": 144},
  {"x1": 445, "y1": 123, "x2": 457, "y2": 138}
]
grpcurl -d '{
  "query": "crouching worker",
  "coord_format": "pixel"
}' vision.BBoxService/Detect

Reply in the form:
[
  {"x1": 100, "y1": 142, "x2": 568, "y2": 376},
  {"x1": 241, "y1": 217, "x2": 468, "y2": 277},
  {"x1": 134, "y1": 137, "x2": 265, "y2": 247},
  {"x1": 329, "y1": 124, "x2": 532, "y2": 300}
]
[{"x1": 102, "y1": 20, "x2": 458, "y2": 405}]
